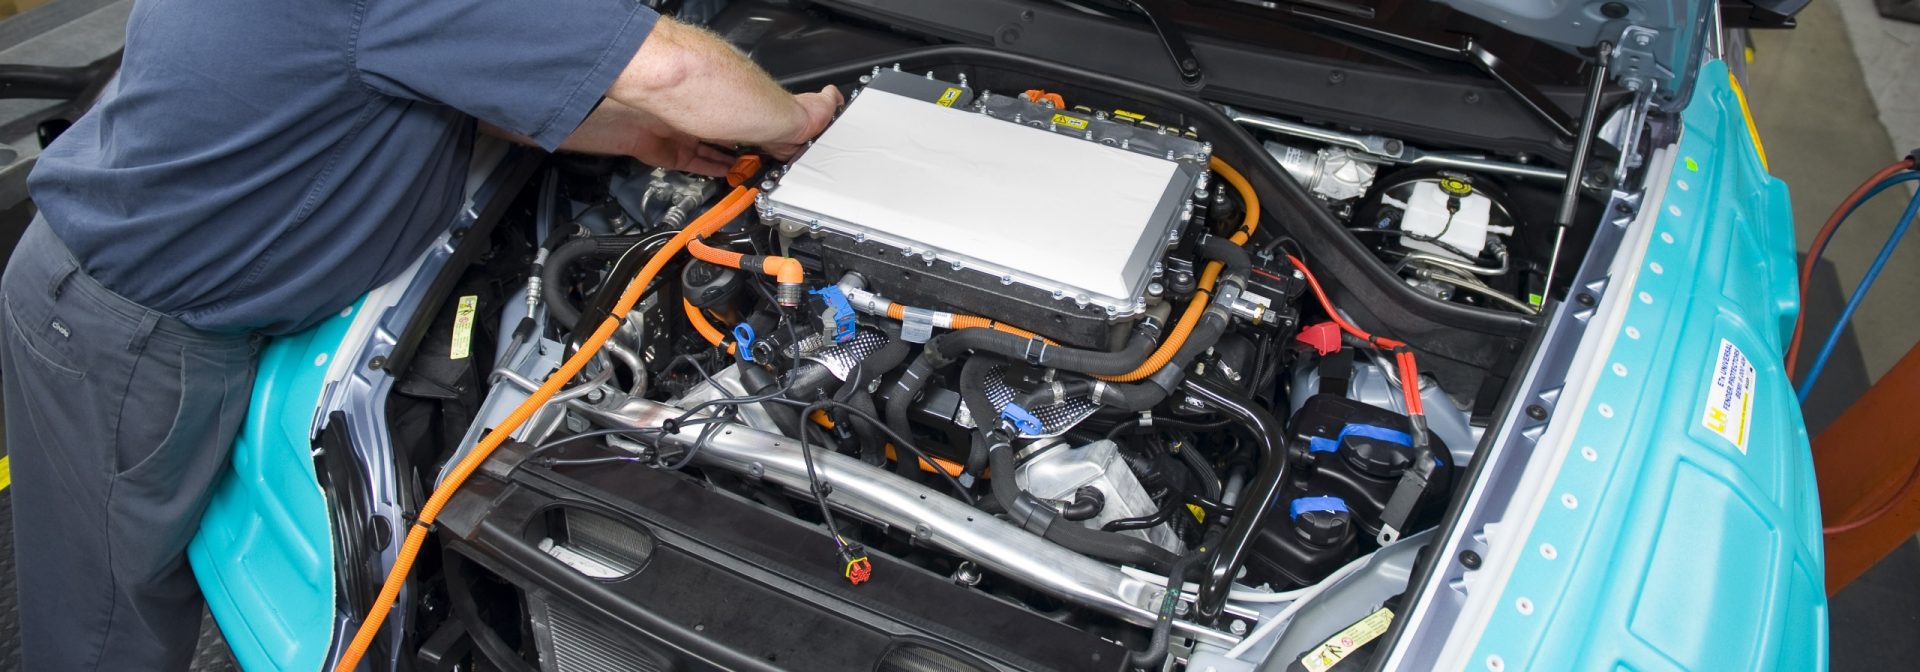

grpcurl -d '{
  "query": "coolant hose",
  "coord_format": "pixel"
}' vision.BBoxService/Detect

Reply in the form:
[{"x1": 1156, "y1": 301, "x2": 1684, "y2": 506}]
[
  {"x1": 958, "y1": 355, "x2": 1001, "y2": 474},
  {"x1": 544, "y1": 234, "x2": 654, "y2": 332},
  {"x1": 739, "y1": 362, "x2": 801, "y2": 437},
  {"x1": 935, "y1": 315, "x2": 1163, "y2": 378},
  {"x1": 987, "y1": 441, "x2": 1177, "y2": 572},
  {"x1": 334, "y1": 177, "x2": 762, "y2": 672},
  {"x1": 1180, "y1": 376, "x2": 1288, "y2": 622},
  {"x1": 1128, "y1": 551, "x2": 1203, "y2": 671}
]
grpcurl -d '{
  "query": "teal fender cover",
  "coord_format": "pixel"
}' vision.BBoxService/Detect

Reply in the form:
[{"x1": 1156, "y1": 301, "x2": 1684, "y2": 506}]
[
  {"x1": 1469, "y1": 60, "x2": 1826, "y2": 670},
  {"x1": 188, "y1": 301, "x2": 360, "y2": 671}
]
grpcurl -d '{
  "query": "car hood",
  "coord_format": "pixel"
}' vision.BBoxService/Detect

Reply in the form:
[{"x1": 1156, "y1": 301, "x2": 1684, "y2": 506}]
[{"x1": 1434, "y1": 0, "x2": 1718, "y2": 107}]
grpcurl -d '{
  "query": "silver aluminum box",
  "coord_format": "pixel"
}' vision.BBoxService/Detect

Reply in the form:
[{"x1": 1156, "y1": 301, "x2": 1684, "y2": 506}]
[{"x1": 760, "y1": 84, "x2": 1204, "y2": 322}]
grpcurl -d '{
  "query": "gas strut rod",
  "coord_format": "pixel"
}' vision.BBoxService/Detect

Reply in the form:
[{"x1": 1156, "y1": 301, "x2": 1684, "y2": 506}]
[{"x1": 1543, "y1": 42, "x2": 1613, "y2": 305}]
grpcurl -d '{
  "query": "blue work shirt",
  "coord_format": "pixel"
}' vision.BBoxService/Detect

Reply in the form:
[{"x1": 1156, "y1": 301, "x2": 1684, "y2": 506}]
[{"x1": 27, "y1": 0, "x2": 659, "y2": 334}]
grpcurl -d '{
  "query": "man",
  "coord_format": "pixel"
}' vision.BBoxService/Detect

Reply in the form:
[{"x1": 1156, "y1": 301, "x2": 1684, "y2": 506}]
[{"x1": 3, "y1": 0, "x2": 839, "y2": 667}]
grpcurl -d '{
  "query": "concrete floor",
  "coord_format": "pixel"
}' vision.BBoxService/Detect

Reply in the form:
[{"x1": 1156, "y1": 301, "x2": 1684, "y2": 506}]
[{"x1": 1747, "y1": 0, "x2": 1920, "y2": 388}]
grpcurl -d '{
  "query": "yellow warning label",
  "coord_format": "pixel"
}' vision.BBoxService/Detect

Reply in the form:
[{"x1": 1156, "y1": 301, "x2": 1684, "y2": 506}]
[
  {"x1": 936, "y1": 87, "x2": 963, "y2": 108},
  {"x1": 1302, "y1": 608, "x2": 1394, "y2": 672},
  {"x1": 450, "y1": 295, "x2": 478, "y2": 360},
  {"x1": 1112, "y1": 109, "x2": 1146, "y2": 122},
  {"x1": 1051, "y1": 113, "x2": 1088, "y2": 130}
]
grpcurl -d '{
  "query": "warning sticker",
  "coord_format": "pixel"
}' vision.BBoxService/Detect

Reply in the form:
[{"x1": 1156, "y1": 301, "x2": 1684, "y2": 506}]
[
  {"x1": 1050, "y1": 113, "x2": 1088, "y2": 130},
  {"x1": 935, "y1": 87, "x2": 963, "y2": 107},
  {"x1": 449, "y1": 295, "x2": 478, "y2": 360},
  {"x1": 1300, "y1": 608, "x2": 1394, "y2": 672},
  {"x1": 1701, "y1": 338, "x2": 1756, "y2": 453}
]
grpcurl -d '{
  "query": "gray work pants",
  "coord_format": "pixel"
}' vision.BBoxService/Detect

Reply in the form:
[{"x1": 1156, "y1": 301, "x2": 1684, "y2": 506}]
[{"x1": 1, "y1": 218, "x2": 259, "y2": 670}]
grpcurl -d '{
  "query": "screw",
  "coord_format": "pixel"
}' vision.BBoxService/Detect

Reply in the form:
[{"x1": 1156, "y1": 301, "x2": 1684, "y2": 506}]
[
  {"x1": 1526, "y1": 404, "x2": 1548, "y2": 421},
  {"x1": 1229, "y1": 620, "x2": 1249, "y2": 636},
  {"x1": 1576, "y1": 293, "x2": 1596, "y2": 307},
  {"x1": 1327, "y1": 70, "x2": 1346, "y2": 85},
  {"x1": 1460, "y1": 550, "x2": 1483, "y2": 569},
  {"x1": 1463, "y1": 91, "x2": 1482, "y2": 104},
  {"x1": 367, "y1": 355, "x2": 387, "y2": 370}
]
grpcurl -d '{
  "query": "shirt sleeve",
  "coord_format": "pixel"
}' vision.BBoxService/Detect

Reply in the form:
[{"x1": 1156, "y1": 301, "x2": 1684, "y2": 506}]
[{"x1": 352, "y1": 0, "x2": 659, "y2": 151}]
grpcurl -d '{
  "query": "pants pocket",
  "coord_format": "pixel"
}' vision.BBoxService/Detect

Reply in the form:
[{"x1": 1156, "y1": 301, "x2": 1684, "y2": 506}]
[{"x1": 109, "y1": 346, "x2": 251, "y2": 584}]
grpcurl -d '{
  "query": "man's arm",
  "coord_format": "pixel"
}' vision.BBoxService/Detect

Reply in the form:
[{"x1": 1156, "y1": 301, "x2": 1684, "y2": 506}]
[
  {"x1": 555, "y1": 99, "x2": 738, "y2": 175},
  {"x1": 607, "y1": 17, "x2": 839, "y2": 153}
]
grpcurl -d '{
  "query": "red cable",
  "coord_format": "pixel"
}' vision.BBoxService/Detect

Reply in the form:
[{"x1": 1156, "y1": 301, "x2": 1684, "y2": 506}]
[
  {"x1": 1787, "y1": 159, "x2": 1915, "y2": 375},
  {"x1": 1287, "y1": 255, "x2": 1425, "y2": 419}
]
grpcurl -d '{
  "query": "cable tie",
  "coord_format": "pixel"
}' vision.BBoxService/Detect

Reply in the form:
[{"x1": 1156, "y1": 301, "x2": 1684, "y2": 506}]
[{"x1": 1022, "y1": 337, "x2": 1048, "y2": 365}]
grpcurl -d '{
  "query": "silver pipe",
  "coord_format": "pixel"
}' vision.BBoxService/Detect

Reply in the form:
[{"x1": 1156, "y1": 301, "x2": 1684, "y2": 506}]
[
  {"x1": 1220, "y1": 106, "x2": 1567, "y2": 182},
  {"x1": 603, "y1": 339, "x2": 648, "y2": 396},
  {"x1": 573, "y1": 395, "x2": 1245, "y2": 647},
  {"x1": 1392, "y1": 251, "x2": 1507, "y2": 277},
  {"x1": 1420, "y1": 271, "x2": 1540, "y2": 314},
  {"x1": 1404, "y1": 153, "x2": 1565, "y2": 182}
]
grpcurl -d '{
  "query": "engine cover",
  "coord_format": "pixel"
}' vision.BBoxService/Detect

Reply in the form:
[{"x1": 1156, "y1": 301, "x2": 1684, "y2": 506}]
[{"x1": 760, "y1": 70, "x2": 1209, "y2": 347}]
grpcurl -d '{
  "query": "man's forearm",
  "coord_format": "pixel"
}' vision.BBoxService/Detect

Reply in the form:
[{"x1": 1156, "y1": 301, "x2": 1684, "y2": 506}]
[{"x1": 609, "y1": 18, "x2": 809, "y2": 147}]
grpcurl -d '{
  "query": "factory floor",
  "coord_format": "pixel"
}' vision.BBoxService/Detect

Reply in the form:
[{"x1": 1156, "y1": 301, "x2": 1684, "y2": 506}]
[{"x1": 0, "y1": 0, "x2": 1917, "y2": 669}]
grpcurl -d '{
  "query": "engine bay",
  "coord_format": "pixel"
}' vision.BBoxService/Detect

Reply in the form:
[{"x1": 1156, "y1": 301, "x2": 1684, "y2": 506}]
[{"x1": 385, "y1": 38, "x2": 1635, "y2": 672}]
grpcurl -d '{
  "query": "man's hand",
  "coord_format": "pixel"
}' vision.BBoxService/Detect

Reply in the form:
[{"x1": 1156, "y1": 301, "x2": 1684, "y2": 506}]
[
  {"x1": 623, "y1": 120, "x2": 736, "y2": 177},
  {"x1": 761, "y1": 85, "x2": 843, "y2": 160}
]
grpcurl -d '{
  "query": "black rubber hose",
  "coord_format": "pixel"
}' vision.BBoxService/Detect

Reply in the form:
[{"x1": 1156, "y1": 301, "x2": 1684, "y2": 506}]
[
  {"x1": 883, "y1": 352, "x2": 940, "y2": 458},
  {"x1": 1059, "y1": 486, "x2": 1106, "y2": 522},
  {"x1": 958, "y1": 355, "x2": 1002, "y2": 474},
  {"x1": 1179, "y1": 446, "x2": 1224, "y2": 502},
  {"x1": 1182, "y1": 376, "x2": 1289, "y2": 622},
  {"x1": 986, "y1": 441, "x2": 1177, "y2": 572},
  {"x1": 543, "y1": 234, "x2": 653, "y2": 332},
  {"x1": 933, "y1": 317, "x2": 1162, "y2": 377},
  {"x1": 1197, "y1": 233, "x2": 1252, "y2": 283},
  {"x1": 1102, "y1": 498, "x2": 1180, "y2": 532},
  {"x1": 1128, "y1": 551, "x2": 1202, "y2": 671},
  {"x1": 738, "y1": 362, "x2": 801, "y2": 438}
]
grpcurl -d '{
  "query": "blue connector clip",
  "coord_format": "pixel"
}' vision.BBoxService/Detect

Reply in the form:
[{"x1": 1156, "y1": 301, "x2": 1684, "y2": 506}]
[
  {"x1": 810, "y1": 286, "x2": 858, "y2": 343},
  {"x1": 999, "y1": 404, "x2": 1044, "y2": 435},
  {"x1": 732, "y1": 323, "x2": 756, "y2": 362},
  {"x1": 1307, "y1": 423, "x2": 1413, "y2": 454},
  {"x1": 1289, "y1": 495, "x2": 1349, "y2": 519}
]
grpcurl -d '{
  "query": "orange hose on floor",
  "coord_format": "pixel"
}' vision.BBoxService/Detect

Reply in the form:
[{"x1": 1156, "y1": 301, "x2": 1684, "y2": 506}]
[
  {"x1": 1095, "y1": 157, "x2": 1258, "y2": 382},
  {"x1": 333, "y1": 183, "x2": 759, "y2": 672}
]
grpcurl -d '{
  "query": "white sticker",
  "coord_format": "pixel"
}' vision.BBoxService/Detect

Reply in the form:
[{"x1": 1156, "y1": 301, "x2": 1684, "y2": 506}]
[{"x1": 1701, "y1": 338, "x2": 1755, "y2": 453}]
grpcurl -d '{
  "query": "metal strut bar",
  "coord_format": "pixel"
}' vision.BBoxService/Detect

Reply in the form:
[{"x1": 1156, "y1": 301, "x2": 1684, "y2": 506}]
[{"x1": 1542, "y1": 43, "x2": 1613, "y2": 304}]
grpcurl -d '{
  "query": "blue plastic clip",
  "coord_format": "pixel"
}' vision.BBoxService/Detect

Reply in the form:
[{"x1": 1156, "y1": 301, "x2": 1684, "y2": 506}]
[
  {"x1": 999, "y1": 404, "x2": 1044, "y2": 435},
  {"x1": 810, "y1": 286, "x2": 858, "y2": 343},
  {"x1": 1289, "y1": 495, "x2": 1349, "y2": 519},
  {"x1": 732, "y1": 323, "x2": 756, "y2": 362},
  {"x1": 1307, "y1": 423, "x2": 1413, "y2": 454}
]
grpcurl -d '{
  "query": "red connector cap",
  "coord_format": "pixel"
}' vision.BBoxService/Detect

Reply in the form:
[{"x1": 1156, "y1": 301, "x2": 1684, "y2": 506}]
[
  {"x1": 844, "y1": 556, "x2": 872, "y2": 585},
  {"x1": 1296, "y1": 321, "x2": 1343, "y2": 356}
]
